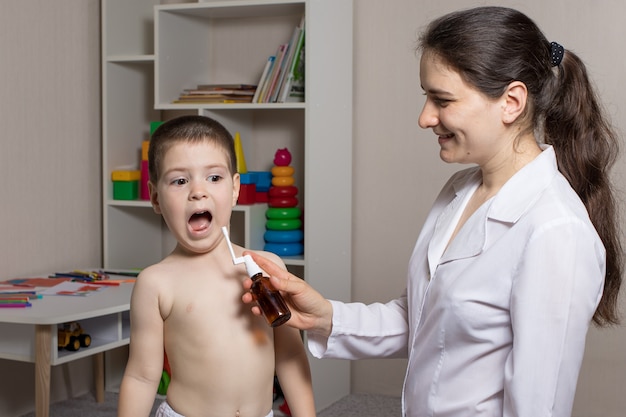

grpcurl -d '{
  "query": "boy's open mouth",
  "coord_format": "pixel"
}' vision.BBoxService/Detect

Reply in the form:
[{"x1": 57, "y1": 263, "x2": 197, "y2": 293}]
[{"x1": 189, "y1": 210, "x2": 212, "y2": 232}]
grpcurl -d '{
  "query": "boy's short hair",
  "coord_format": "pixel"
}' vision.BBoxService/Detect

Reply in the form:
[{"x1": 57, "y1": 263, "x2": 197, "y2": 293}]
[{"x1": 148, "y1": 115, "x2": 237, "y2": 184}]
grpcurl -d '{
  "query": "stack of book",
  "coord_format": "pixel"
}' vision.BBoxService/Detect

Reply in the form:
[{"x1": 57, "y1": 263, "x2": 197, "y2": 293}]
[
  {"x1": 171, "y1": 16, "x2": 305, "y2": 105},
  {"x1": 173, "y1": 84, "x2": 257, "y2": 104},
  {"x1": 252, "y1": 16, "x2": 305, "y2": 103}
]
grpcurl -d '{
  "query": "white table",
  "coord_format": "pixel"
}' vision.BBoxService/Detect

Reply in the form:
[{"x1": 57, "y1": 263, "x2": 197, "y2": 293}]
[{"x1": 0, "y1": 281, "x2": 134, "y2": 417}]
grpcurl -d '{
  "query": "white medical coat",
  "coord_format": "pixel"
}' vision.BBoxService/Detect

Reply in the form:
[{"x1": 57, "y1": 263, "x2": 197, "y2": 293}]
[{"x1": 309, "y1": 146, "x2": 605, "y2": 417}]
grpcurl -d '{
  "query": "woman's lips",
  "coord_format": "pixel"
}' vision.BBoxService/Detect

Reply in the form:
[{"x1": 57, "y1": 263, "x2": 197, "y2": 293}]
[{"x1": 437, "y1": 133, "x2": 454, "y2": 145}]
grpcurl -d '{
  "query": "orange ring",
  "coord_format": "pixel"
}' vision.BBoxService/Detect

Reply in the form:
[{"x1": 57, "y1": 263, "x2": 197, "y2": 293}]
[
  {"x1": 272, "y1": 176, "x2": 295, "y2": 187},
  {"x1": 271, "y1": 166, "x2": 295, "y2": 177}
]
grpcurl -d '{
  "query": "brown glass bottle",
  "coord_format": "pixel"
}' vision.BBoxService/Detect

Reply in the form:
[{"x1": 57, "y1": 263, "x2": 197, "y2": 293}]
[
  {"x1": 250, "y1": 272, "x2": 292, "y2": 327},
  {"x1": 240, "y1": 254, "x2": 291, "y2": 327}
]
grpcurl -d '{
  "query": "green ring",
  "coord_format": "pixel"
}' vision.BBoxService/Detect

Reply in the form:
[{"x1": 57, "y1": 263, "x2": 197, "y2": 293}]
[
  {"x1": 266, "y1": 218, "x2": 302, "y2": 230},
  {"x1": 266, "y1": 207, "x2": 302, "y2": 219}
]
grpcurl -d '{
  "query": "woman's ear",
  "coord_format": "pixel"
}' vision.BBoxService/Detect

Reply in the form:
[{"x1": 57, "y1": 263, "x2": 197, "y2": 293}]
[
  {"x1": 502, "y1": 81, "x2": 528, "y2": 124},
  {"x1": 148, "y1": 181, "x2": 162, "y2": 214},
  {"x1": 232, "y1": 173, "x2": 241, "y2": 207}
]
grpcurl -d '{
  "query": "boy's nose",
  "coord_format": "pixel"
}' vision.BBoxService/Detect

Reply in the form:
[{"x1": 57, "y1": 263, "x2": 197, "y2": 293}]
[{"x1": 189, "y1": 183, "x2": 208, "y2": 200}]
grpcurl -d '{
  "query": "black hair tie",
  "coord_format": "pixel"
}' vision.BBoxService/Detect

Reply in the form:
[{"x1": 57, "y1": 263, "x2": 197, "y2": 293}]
[{"x1": 550, "y1": 42, "x2": 564, "y2": 66}]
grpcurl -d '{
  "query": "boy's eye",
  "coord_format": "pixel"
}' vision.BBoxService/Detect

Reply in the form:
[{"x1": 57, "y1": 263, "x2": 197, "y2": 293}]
[
  {"x1": 208, "y1": 175, "x2": 222, "y2": 183},
  {"x1": 172, "y1": 178, "x2": 187, "y2": 186}
]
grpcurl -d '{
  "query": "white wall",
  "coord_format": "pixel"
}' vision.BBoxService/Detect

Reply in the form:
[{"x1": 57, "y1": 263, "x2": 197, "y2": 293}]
[
  {"x1": 351, "y1": 1, "x2": 626, "y2": 416},
  {"x1": 0, "y1": 1, "x2": 101, "y2": 416},
  {"x1": 1, "y1": 1, "x2": 625, "y2": 416}
]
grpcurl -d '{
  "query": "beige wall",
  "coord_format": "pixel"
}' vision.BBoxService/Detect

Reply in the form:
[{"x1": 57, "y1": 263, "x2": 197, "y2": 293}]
[
  {"x1": 1, "y1": 1, "x2": 625, "y2": 416},
  {"x1": 352, "y1": 1, "x2": 626, "y2": 416},
  {"x1": 0, "y1": 1, "x2": 101, "y2": 416}
]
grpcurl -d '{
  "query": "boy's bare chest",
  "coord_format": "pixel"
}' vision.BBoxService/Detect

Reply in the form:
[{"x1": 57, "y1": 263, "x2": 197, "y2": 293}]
[{"x1": 170, "y1": 272, "x2": 243, "y2": 312}]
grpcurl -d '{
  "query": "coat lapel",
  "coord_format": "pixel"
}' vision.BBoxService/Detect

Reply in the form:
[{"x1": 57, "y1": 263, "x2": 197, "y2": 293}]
[{"x1": 427, "y1": 169, "x2": 482, "y2": 277}]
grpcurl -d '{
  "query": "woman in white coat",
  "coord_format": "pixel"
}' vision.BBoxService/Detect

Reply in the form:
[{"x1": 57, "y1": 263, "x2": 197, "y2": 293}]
[{"x1": 244, "y1": 6, "x2": 623, "y2": 417}]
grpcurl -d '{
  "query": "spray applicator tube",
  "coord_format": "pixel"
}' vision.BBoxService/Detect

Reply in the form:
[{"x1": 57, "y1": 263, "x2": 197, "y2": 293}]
[{"x1": 222, "y1": 227, "x2": 291, "y2": 327}]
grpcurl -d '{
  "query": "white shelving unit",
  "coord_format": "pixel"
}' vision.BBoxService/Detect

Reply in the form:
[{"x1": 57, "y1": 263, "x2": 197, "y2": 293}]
[{"x1": 102, "y1": 0, "x2": 352, "y2": 410}]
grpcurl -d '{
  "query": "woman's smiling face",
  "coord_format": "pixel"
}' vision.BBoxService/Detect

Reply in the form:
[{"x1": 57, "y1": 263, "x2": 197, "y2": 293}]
[
  {"x1": 149, "y1": 140, "x2": 239, "y2": 254},
  {"x1": 418, "y1": 50, "x2": 508, "y2": 167}
]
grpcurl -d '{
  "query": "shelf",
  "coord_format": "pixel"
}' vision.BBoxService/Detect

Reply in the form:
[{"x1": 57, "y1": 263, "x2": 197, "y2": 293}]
[
  {"x1": 156, "y1": 102, "x2": 305, "y2": 110},
  {"x1": 155, "y1": 1, "x2": 305, "y2": 106},
  {"x1": 55, "y1": 337, "x2": 130, "y2": 366},
  {"x1": 107, "y1": 199, "x2": 152, "y2": 208},
  {"x1": 159, "y1": 1, "x2": 305, "y2": 19},
  {"x1": 106, "y1": 54, "x2": 155, "y2": 63},
  {"x1": 103, "y1": 0, "x2": 158, "y2": 57},
  {"x1": 0, "y1": 322, "x2": 35, "y2": 362}
]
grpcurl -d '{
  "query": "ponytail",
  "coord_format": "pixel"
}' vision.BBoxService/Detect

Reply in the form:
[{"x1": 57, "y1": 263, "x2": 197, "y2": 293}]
[{"x1": 544, "y1": 52, "x2": 623, "y2": 326}]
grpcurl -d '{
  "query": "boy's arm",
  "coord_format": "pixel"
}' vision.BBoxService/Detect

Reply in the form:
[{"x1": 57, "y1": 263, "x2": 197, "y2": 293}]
[
  {"x1": 274, "y1": 324, "x2": 316, "y2": 417},
  {"x1": 117, "y1": 271, "x2": 165, "y2": 417},
  {"x1": 255, "y1": 250, "x2": 315, "y2": 416}
]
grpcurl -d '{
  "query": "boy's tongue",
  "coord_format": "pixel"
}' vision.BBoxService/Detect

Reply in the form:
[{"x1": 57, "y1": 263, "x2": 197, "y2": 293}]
[{"x1": 189, "y1": 212, "x2": 210, "y2": 231}]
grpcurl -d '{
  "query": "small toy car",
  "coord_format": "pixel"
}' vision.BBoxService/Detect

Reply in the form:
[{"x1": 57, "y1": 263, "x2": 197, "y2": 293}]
[{"x1": 58, "y1": 321, "x2": 91, "y2": 351}]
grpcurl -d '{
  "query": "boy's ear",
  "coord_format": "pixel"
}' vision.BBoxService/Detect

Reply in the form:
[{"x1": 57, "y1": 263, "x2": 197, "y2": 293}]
[
  {"x1": 232, "y1": 173, "x2": 240, "y2": 207},
  {"x1": 148, "y1": 181, "x2": 162, "y2": 214},
  {"x1": 502, "y1": 81, "x2": 527, "y2": 124}
]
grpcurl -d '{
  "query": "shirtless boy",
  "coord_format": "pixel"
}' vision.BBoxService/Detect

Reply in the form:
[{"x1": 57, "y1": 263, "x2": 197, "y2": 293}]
[{"x1": 117, "y1": 115, "x2": 315, "y2": 417}]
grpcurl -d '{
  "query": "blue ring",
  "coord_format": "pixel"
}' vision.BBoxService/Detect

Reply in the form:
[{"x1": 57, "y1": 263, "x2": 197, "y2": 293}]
[
  {"x1": 264, "y1": 242, "x2": 304, "y2": 256},
  {"x1": 264, "y1": 229, "x2": 304, "y2": 243}
]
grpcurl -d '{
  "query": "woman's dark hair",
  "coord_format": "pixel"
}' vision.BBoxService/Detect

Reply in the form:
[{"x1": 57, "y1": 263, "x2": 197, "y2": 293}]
[
  {"x1": 148, "y1": 115, "x2": 237, "y2": 184},
  {"x1": 419, "y1": 6, "x2": 622, "y2": 326}
]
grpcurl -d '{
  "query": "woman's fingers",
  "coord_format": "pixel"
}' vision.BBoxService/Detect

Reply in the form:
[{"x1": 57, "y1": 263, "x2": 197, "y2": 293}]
[{"x1": 244, "y1": 251, "x2": 333, "y2": 335}]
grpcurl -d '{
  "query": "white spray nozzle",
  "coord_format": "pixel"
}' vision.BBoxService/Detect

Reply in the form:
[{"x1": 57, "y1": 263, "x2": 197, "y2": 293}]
[
  {"x1": 222, "y1": 226, "x2": 245, "y2": 265},
  {"x1": 242, "y1": 254, "x2": 263, "y2": 277},
  {"x1": 222, "y1": 226, "x2": 263, "y2": 277}
]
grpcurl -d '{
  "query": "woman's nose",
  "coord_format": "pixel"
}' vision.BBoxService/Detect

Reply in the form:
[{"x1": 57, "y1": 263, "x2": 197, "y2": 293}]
[{"x1": 418, "y1": 101, "x2": 439, "y2": 129}]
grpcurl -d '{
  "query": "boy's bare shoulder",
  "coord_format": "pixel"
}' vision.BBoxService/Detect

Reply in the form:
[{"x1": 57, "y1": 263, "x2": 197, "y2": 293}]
[
  {"x1": 131, "y1": 259, "x2": 181, "y2": 316},
  {"x1": 248, "y1": 249, "x2": 286, "y2": 270},
  {"x1": 137, "y1": 261, "x2": 168, "y2": 280},
  {"x1": 133, "y1": 257, "x2": 181, "y2": 291}
]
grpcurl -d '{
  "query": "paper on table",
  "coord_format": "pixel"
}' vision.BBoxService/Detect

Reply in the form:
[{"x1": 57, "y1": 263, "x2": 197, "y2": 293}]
[{"x1": 40, "y1": 281, "x2": 105, "y2": 296}]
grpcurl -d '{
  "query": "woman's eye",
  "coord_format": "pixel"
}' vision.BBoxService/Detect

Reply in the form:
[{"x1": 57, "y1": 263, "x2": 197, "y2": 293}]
[{"x1": 433, "y1": 98, "x2": 450, "y2": 107}]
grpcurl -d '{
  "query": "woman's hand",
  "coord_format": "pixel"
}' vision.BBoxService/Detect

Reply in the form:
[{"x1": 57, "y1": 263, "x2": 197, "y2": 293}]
[{"x1": 243, "y1": 251, "x2": 334, "y2": 337}]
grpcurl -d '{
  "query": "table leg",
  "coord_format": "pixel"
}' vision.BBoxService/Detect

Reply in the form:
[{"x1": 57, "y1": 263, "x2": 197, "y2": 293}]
[
  {"x1": 94, "y1": 352, "x2": 105, "y2": 402},
  {"x1": 35, "y1": 324, "x2": 52, "y2": 417}
]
